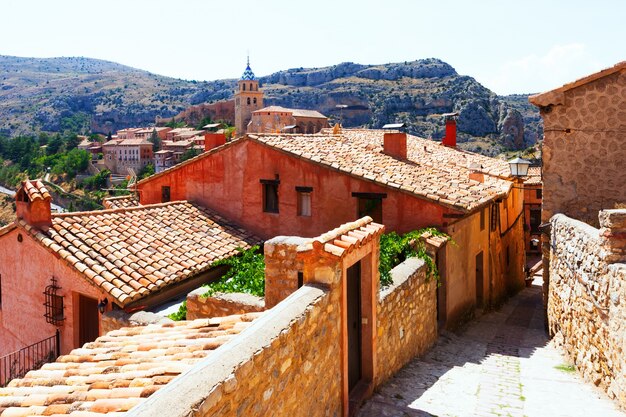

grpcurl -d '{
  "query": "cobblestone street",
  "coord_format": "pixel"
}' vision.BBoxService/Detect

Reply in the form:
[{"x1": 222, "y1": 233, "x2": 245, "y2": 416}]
[{"x1": 357, "y1": 278, "x2": 625, "y2": 417}]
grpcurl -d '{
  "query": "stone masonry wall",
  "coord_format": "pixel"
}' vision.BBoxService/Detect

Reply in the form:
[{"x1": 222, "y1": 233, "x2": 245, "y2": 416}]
[
  {"x1": 101, "y1": 310, "x2": 172, "y2": 334},
  {"x1": 375, "y1": 257, "x2": 438, "y2": 386},
  {"x1": 126, "y1": 285, "x2": 343, "y2": 417},
  {"x1": 539, "y1": 69, "x2": 626, "y2": 227},
  {"x1": 186, "y1": 288, "x2": 265, "y2": 320},
  {"x1": 548, "y1": 209, "x2": 626, "y2": 407}
]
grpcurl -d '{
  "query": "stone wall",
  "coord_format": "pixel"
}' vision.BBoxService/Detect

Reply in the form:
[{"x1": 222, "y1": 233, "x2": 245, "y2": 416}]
[
  {"x1": 101, "y1": 310, "x2": 172, "y2": 334},
  {"x1": 548, "y1": 209, "x2": 626, "y2": 407},
  {"x1": 263, "y1": 236, "x2": 307, "y2": 308},
  {"x1": 375, "y1": 257, "x2": 438, "y2": 386},
  {"x1": 186, "y1": 288, "x2": 265, "y2": 320},
  {"x1": 536, "y1": 68, "x2": 626, "y2": 227},
  {"x1": 126, "y1": 285, "x2": 343, "y2": 417}
]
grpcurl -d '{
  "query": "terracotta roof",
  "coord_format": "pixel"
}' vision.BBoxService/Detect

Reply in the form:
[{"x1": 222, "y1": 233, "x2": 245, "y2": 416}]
[
  {"x1": 529, "y1": 61, "x2": 626, "y2": 107},
  {"x1": 254, "y1": 106, "x2": 327, "y2": 119},
  {"x1": 249, "y1": 130, "x2": 512, "y2": 211},
  {"x1": 300, "y1": 216, "x2": 385, "y2": 258},
  {"x1": 522, "y1": 166, "x2": 542, "y2": 186},
  {"x1": 0, "y1": 313, "x2": 263, "y2": 416},
  {"x1": 19, "y1": 180, "x2": 51, "y2": 202},
  {"x1": 20, "y1": 201, "x2": 262, "y2": 306},
  {"x1": 102, "y1": 195, "x2": 141, "y2": 210}
]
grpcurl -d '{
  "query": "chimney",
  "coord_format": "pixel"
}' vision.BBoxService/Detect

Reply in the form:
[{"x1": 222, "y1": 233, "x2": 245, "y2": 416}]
[
  {"x1": 15, "y1": 180, "x2": 52, "y2": 229},
  {"x1": 442, "y1": 112, "x2": 459, "y2": 147},
  {"x1": 383, "y1": 132, "x2": 407, "y2": 159},
  {"x1": 204, "y1": 132, "x2": 226, "y2": 152},
  {"x1": 468, "y1": 162, "x2": 484, "y2": 183}
]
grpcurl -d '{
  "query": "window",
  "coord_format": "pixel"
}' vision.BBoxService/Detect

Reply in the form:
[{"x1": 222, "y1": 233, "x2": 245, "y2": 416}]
[
  {"x1": 480, "y1": 208, "x2": 486, "y2": 231},
  {"x1": 296, "y1": 186, "x2": 312, "y2": 216},
  {"x1": 242, "y1": 83, "x2": 246, "y2": 91},
  {"x1": 297, "y1": 272, "x2": 304, "y2": 288},
  {"x1": 43, "y1": 277, "x2": 64, "y2": 325},
  {"x1": 253, "y1": 97, "x2": 257, "y2": 105},
  {"x1": 261, "y1": 178, "x2": 280, "y2": 213},
  {"x1": 490, "y1": 203, "x2": 499, "y2": 232},
  {"x1": 536, "y1": 189, "x2": 542, "y2": 199},
  {"x1": 247, "y1": 97, "x2": 251, "y2": 105},
  {"x1": 352, "y1": 192, "x2": 386, "y2": 224},
  {"x1": 250, "y1": 83, "x2": 253, "y2": 91},
  {"x1": 161, "y1": 186, "x2": 171, "y2": 203}
]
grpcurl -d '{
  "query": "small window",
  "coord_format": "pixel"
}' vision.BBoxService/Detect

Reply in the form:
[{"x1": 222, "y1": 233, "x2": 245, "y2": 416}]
[
  {"x1": 261, "y1": 179, "x2": 280, "y2": 213},
  {"x1": 161, "y1": 186, "x2": 171, "y2": 203},
  {"x1": 253, "y1": 97, "x2": 257, "y2": 105},
  {"x1": 43, "y1": 277, "x2": 64, "y2": 326},
  {"x1": 480, "y1": 208, "x2": 486, "y2": 231},
  {"x1": 536, "y1": 189, "x2": 542, "y2": 199},
  {"x1": 242, "y1": 83, "x2": 246, "y2": 91},
  {"x1": 352, "y1": 192, "x2": 386, "y2": 224},
  {"x1": 296, "y1": 186, "x2": 312, "y2": 217},
  {"x1": 247, "y1": 97, "x2": 251, "y2": 105},
  {"x1": 250, "y1": 83, "x2": 253, "y2": 91}
]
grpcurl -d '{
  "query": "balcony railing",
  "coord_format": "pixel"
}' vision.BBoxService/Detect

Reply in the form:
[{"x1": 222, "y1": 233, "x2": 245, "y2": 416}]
[{"x1": 0, "y1": 330, "x2": 60, "y2": 386}]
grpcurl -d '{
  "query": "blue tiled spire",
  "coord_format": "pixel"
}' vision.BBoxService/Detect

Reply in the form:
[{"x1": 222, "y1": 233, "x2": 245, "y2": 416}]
[{"x1": 241, "y1": 56, "x2": 256, "y2": 81}]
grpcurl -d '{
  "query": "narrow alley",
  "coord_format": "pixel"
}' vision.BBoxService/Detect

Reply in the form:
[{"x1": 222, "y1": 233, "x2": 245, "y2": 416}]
[{"x1": 357, "y1": 276, "x2": 625, "y2": 417}]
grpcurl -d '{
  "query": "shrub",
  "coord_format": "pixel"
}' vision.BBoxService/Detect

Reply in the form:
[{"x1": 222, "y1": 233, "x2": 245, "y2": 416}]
[
  {"x1": 379, "y1": 228, "x2": 450, "y2": 287},
  {"x1": 204, "y1": 246, "x2": 265, "y2": 297}
]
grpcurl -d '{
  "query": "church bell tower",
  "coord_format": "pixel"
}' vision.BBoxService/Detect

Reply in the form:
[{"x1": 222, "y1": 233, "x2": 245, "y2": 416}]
[{"x1": 234, "y1": 57, "x2": 264, "y2": 136}]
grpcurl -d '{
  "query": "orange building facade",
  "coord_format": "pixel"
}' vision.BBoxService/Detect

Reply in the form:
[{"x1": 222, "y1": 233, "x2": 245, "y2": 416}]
[
  {"x1": 523, "y1": 167, "x2": 542, "y2": 253},
  {"x1": 136, "y1": 129, "x2": 525, "y2": 327}
]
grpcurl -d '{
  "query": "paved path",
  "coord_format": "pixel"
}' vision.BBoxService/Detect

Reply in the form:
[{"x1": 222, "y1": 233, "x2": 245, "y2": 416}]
[{"x1": 357, "y1": 279, "x2": 625, "y2": 417}]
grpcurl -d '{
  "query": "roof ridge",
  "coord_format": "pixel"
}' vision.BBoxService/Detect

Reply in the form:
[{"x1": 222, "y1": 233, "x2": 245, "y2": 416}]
[
  {"x1": 52, "y1": 200, "x2": 189, "y2": 218},
  {"x1": 135, "y1": 137, "x2": 244, "y2": 186}
]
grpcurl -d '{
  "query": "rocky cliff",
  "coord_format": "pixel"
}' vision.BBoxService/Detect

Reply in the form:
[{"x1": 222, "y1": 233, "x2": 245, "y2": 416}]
[{"x1": 0, "y1": 56, "x2": 541, "y2": 154}]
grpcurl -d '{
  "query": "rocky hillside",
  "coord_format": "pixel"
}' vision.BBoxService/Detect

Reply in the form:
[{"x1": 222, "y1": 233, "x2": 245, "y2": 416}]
[{"x1": 0, "y1": 56, "x2": 541, "y2": 155}]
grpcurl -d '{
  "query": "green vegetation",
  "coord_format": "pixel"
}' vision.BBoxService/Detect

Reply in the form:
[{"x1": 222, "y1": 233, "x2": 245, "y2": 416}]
[
  {"x1": 180, "y1": 147, "x2": 200, "y2": 162},
  {"x1": 555, "y1": 364, "x2": 576, "y2": 373},
  {"x1": 168, "y1": 246, "x2": 265, "y2": 321},
  {"x1": 168, "y1": 301, "x2": 187, "y2": 321},
  {"x1": 379, "y1": 228, "x2": 450, "y2": 287},
  {"x1": 204, "y1": 246, "x2": 265, "y2": 297}
]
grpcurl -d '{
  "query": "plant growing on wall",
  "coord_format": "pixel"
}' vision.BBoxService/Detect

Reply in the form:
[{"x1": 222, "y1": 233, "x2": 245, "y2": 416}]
[
  {"x1": 379, "y1": 228, "x2": 450, "y2": 287},
  {"x1": 204, "y1": 246, "x2": 265, "y2": 297},
  {"x1": 168, "y1": 246, "x2": 265, "y2": 321}
]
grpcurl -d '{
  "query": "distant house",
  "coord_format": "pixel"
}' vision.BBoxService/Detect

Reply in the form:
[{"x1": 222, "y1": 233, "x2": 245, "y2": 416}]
[
  {"x1": 248, "y1": 105, "x2": 329, "y2": 134},
  {"x1": 136, "y1": 125, "x2": 525, "y2": 327},
  {"x1": 102, "y1": 138, "x2": 154, "y2": 175},
  {"x1": 522, "y1": 166, "x2": 542, "y2": 253},
  {"x1": 0, "y1": 180, "x2": 261, "y2": 355}
]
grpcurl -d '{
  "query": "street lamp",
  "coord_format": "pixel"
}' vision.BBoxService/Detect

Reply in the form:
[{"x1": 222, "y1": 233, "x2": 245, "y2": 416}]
[{"x1": 508, "y1": 157, "x2": 531, "y2": 177}]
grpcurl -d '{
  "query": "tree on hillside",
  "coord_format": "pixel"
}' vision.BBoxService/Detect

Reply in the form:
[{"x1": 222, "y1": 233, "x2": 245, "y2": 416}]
[
  {"x1": 65, "y1": 134, "x2": 80, "y2": 150},
  {"x1": 47, "y1": 134, "x2": 64, "y2": 155},
  {"x1": 148, "y1": 128, "x2": 161, "y2": 152}
]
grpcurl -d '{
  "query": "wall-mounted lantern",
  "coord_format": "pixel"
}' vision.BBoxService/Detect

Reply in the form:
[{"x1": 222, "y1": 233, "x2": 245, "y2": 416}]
[
  {"x1": 97, "y1": 298, "x2": 109, "y2": 314},
  {"x1": 508, "y1": 157, "x2": 531, "y2": 177}
]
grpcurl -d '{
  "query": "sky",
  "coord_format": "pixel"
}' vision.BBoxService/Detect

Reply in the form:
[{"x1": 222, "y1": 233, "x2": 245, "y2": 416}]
[{"x1": 1, "y1": 0, "x2": 624, "y2": 95}]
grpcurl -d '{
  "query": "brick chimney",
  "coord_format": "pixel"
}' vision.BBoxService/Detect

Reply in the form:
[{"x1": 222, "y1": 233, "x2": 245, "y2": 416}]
[
  {"x1": 383, "y1": 132, "x2": 407, "y2": 159},
  {"x1": 15, "y1": 180, "x2": 52, "y2": 229},
  {"x1": 204, "y1": 132, "x2": 226, "y2": 152},
  {"x1": 442, "y1": 112, "x2": 459, "y2": 148}
]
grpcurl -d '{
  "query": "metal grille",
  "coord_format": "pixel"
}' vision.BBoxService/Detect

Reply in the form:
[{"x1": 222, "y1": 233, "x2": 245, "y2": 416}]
[
  {"x1": 0, "y1": 330, "x2": 60, "y2": 386},
  {"x1": 43, "y1": 277, "x2": 64, "y2": 325}
]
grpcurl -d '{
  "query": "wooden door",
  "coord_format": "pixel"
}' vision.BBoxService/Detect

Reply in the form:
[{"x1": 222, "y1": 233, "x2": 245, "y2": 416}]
[
  {"x1": 347, "y1": 261, "x2": 362, "y2": 393},
  {"x1": 78, "y1": 295, "x2": 99, "y2": 346}
]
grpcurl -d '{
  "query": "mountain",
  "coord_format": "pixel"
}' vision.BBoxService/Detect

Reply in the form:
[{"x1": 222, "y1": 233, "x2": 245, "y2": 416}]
[{"x1": 0, "y1": 55, "x2": 541, "y2": 155}]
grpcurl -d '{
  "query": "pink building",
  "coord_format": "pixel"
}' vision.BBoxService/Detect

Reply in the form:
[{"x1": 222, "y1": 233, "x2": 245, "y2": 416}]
[{"x1": 0, "y1": 180, "x2": 260, "y2": 356}]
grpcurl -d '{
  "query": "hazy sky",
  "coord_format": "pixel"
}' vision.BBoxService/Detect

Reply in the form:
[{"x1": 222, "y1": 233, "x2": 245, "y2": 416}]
[{"x1": 2, "y1": 0, "x2": 624, "y2": 95}]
